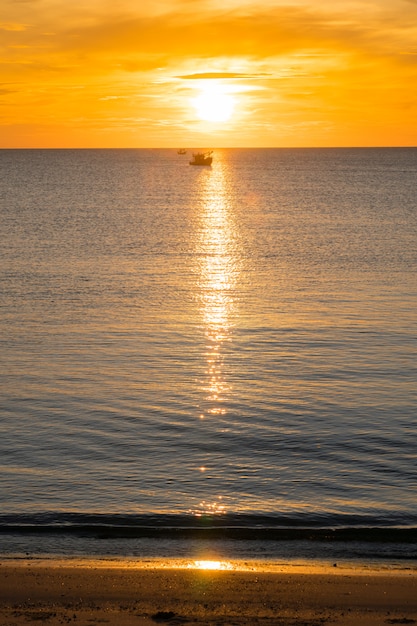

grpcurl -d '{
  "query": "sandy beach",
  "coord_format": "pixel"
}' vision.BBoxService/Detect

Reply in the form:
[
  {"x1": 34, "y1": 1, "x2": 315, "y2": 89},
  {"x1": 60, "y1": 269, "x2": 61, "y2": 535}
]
[{"x1": 1, "y1": 560, "x2": 416, "y2": 625}]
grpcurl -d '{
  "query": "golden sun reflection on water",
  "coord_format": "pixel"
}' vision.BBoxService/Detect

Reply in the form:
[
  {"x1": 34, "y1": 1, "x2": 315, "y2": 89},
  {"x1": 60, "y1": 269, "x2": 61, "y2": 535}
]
[
  {"x1": 188, "y1": 159, "x2": 241, "y2": 519},
  {"x1": 197, "y1": 161, "x2": 240, "y2": 418}
]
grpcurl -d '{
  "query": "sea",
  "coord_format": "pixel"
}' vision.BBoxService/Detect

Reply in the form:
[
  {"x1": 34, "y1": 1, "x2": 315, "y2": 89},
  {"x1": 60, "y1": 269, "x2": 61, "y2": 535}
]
[{"x1": 1, "y1": 147, "x2": 416, "y2": 569}]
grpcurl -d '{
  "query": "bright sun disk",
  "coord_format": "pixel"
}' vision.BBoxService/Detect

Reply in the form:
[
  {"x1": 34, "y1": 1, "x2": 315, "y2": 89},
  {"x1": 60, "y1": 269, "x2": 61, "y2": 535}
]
[{"x1": 193, "y1": 85, "x2": 235, "y2": 122}]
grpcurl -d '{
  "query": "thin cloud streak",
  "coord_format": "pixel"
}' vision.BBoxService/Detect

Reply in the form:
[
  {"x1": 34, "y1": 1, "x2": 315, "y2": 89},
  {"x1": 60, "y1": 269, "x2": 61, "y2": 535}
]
[{"x1": 178, "y1": 73, "x2": 271, "y2": 80}]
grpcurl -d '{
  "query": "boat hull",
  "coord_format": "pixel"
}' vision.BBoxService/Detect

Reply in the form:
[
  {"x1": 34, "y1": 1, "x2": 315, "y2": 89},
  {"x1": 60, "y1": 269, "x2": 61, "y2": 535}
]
[
  {"x1": 189, "y1": 151, "x2": 213, "y2": 166},
  {"x1": 189, "y1": 158, "x2": 212, "y2": 166}
]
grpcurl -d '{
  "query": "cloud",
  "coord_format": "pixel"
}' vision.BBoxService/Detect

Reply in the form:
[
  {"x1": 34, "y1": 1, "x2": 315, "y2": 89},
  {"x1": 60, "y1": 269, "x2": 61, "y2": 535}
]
[
  {"x1": 4, "y1": 2, "x2": 417, "y2": 72},
  {"x1": 0, "y1": 22, "x2": 28, "y2": 31},
  {"x1": 177, "y1": 72, "x2": 271, "y2": 79},
  {"x1": 27, "y1": 2, "x2": 413, "y2": 74}
]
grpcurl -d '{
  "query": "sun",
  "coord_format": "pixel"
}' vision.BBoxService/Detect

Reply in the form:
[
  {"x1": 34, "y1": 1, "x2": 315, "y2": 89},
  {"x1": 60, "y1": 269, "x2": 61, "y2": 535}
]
[{"x1": 193, "y1": 83, "x2": 235, "y2": 123}]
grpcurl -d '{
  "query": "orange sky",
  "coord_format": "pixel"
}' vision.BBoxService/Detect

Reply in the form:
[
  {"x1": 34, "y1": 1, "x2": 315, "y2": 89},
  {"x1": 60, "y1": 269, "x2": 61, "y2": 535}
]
[{"x1": 1, "y1": 0, "x2": 417, "y2": 148}]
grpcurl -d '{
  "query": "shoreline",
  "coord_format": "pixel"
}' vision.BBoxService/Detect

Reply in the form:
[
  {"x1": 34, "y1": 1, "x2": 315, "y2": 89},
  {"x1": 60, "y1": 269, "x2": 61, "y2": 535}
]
[
  {"x1": 2, "y1": 554, "x2": 417, "y2": 573},
  {"x1": 1, "y1": 558, "x2": 417, "y2": 625}
]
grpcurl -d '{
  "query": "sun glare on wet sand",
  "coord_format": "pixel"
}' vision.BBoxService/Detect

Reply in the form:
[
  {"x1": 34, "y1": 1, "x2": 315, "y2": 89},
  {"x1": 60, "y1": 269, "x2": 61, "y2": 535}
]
[{"x1": 190, "y1": 560, "x2": 234, "y2": 570}]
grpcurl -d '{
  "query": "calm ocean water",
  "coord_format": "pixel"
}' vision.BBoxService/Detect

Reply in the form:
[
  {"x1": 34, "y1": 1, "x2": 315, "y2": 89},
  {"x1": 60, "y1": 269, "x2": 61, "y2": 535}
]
[{"x1": 1, "y1": 148, "x2": 416, "y2": 564}]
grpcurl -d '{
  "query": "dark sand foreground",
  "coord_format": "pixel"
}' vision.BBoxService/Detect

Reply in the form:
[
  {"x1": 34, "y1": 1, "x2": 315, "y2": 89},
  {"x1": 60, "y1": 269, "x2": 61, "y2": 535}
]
[{"x1": 1, "y1": 560, "x2": 416, "y2": 625}]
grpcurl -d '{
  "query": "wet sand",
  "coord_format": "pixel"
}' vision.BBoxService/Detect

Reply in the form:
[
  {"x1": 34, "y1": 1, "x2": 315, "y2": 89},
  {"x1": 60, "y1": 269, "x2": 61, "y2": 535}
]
[{"x1": 1, "y1": 559, "x2": 416, "y2": 625}]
